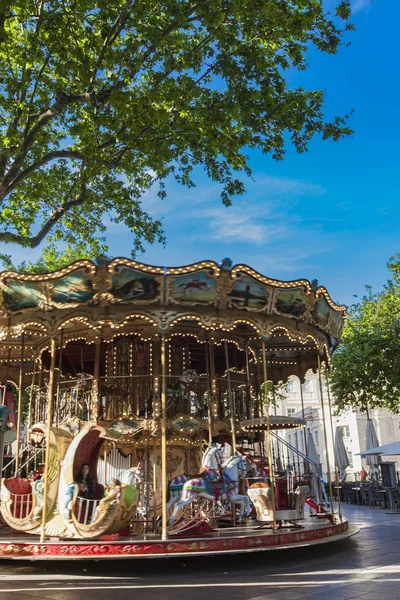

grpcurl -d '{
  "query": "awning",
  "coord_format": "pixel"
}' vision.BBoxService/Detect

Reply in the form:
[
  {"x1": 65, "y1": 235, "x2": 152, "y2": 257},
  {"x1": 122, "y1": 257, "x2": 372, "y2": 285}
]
[{"x1": 359, "y1": 440, "x2": 400, "y2": 457}]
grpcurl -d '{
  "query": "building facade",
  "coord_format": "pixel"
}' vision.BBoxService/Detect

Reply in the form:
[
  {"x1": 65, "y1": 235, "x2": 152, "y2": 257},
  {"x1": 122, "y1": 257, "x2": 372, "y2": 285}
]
[{"x1": 276, "y1": 373, "x2": 400, "y2": 481}]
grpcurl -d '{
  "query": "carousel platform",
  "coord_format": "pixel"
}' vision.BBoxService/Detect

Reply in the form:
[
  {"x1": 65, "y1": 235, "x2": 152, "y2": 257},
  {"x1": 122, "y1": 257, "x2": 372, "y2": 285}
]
[{"x1": 0, "y1": 517, "x2": 358, "y2": 561}]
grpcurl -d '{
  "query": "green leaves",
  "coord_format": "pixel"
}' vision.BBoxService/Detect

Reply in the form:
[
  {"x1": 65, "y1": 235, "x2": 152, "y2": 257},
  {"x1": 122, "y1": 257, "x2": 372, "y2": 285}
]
[
  {"x1": 0, "y1": 0, "x2": 353, "y2": 267},
  {"x1": 331, "y1": 257, "x2": 400, "y2": 415},
  {"x1": 336, "y1": 1, "x2": 352, "y2": 20}
]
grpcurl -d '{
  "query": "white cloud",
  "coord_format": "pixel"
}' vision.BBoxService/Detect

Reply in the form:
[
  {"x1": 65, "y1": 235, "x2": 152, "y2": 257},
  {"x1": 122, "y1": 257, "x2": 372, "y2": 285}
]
[
  {"x1": 195, "y1": 175, "x2": 326, "y2": 246},
  {"x1": 352, "y1": 0, "x2": 372, "y2": 14},
  {"x1": 202, "y1": 205, "x2": 288, "y2": 245},
  {"x1": 248, "y1": 175, "x2": 326, "y2": 199}
]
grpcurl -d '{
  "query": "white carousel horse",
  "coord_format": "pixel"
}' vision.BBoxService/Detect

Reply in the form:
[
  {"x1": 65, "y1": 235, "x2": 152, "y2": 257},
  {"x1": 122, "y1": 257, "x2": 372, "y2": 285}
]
[
  {"x1": 167, "y1": 454, "x2": 251, "y2": 526},
  {"x1": 120, "y1": 465, "x2": 146, "y2": 518},
  {"x1": 121, "y1": 465, "x2": 145, "y2": 486},
  {"x1": 166, "y1": 444, "x2": 223, "y2": 515}
]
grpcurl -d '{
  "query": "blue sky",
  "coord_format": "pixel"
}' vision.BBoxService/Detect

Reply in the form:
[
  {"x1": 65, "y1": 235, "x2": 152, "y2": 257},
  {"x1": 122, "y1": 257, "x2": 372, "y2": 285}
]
[{"x1": 4, "y1": 0, "x2": 398, "y2": 307}]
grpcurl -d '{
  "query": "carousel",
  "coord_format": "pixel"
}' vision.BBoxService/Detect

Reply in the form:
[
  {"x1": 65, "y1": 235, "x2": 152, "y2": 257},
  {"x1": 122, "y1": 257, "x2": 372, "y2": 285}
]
[{"x1": 0, "y1": 257, "x2": 358, "y2": 560}]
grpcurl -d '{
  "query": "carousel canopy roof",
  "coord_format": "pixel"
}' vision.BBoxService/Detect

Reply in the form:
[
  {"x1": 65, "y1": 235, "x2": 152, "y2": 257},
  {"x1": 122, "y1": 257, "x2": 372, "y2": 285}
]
[
  {"x1": 0, "y1": 258, "x2": 346, "y2": 383},
  {"x1": 240, "y1": 416, "x2": 307, "y2": 431}
]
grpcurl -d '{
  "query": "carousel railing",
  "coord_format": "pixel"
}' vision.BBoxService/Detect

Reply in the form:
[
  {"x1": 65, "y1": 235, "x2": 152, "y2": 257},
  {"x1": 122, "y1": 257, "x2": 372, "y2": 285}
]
[
  {"x1": 56, "y1": 377, "x2": 93, "y2": 424},
  {"x1": 8, "y1": 492, "x2": 32, "y2": 519},
  {"x1": 33, "y1": 378, "x2": 94, "y2": 425},
  {"x1": 99, "y1": 374, "x2": 152, "y2": 419},
  {"x1": 31, "y1": 372, "x2": 257, "y2": 422},
  {"x1": 1, "y1": 443, "x2": 43, "y2": 479},
  {"x1": 271, "y1": 431, "x2": 321, "y2": 476},
  {"x1": 75, "y1": 496, "x2": 101, "y2": 525}
]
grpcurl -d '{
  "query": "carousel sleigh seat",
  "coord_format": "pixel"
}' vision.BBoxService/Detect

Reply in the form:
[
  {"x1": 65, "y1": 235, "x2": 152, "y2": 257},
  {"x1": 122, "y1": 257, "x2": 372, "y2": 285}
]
[
  {"x1": 248, "y1": 482, "x2": 311, "y2": 524},
  {"x1": 275, "y1": 484, "x2": 311, "y2": 522},
  {"x1": 248, "y1": 483, "x2": 273, "y2": 521},
  {"x1": 70, "y1": 482, "x2": 139, "y2": 536},
  {"x1": 1, "y1": 425, "x2": 73, "y2": 535},
  {"x1": 275, "y1": 478, "x2": 291, "y2": 509},
  {"x1": 2, "y1": 477, "x2": 33, "y2": 519},
  {"x1": 60, "y1": 426, "x2": 142, "y2": 539}
]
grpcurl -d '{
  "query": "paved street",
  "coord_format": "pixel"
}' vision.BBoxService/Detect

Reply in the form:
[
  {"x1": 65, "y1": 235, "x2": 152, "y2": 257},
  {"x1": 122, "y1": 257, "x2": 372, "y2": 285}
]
[{"x1": 0, "y1": 505, "x2": 399, "y2": 600}]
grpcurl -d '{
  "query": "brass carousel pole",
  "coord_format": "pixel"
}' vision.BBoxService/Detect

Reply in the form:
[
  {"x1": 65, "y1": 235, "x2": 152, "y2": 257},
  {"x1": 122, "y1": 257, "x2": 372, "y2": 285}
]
[
  {"x1": 245, "y1": 343, "x2": 253, "y2": 419},
  {"x1": 103, "y1": 443, "x2": 108, "y2": 486},
  {"x1": 298, "y1": 363, "x2": 308, "y2": 455},
  {"x1": 209, "y1": 336, "x2": 218, "y2": 425},
  {"x1": 317, "y1": 352, "x2": 335, "y2": 523},
  {"x1": 37, "y1": 357, "x2": 43, "y2": 425},
  {"x1": 298, "y1": 359, "x2": 308, "y2": 474},
  {"x1": 224, "y1": 341, "x2": 236, "y2": 453},
  {"x1": 224, "y1": 340, "x2": 237, "y2": 526},
  {"x1": 55, "y1": 328, "x2": 64, "y2": 426},
  {"x1": 27, "y1": 357, "x2": 38, "y2": 434},
  {"x1": 205, "y1": 337, "x2": 212, "y2": 444},
  {"x1": 261, "y1": 340, "x2": 277, "y2": 529},
  {"x1": 325, "y1": 365, "x2": 343, "y2": 521},
  {"x1": 152, "y1": 435, "x2": 158, "y2": 533},
  {"x1": 91, "y1": 332, "x2": 101, "y2": 423},
  {"x1": 40, "y1": 337, "x2": 57, "y2": 543},
  {"x1": 0, "y1": 349, "x2": 11, "y2": 495},
  {"x1": 160, "y1": 334, "x2": 168, "y2": 540},
  {"x1": 15, "y1": 333, "x2": 25, "y2": 476},
  {"x1": 3, "y1": 347, "x2": 11, "y2": 399}
]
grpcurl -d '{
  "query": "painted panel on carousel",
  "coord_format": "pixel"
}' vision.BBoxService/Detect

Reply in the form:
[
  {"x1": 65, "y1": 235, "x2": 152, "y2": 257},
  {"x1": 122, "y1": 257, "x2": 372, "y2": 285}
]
[
  {"x1": 229, "y1": 275, "x2": 269, "y2": 311},
  {"x1": 168, "y1": 271, "x2": 217, "y2": 304},
  {"x1": 50, "y1": 271, "x2": 94, "y2": 304},
  {"x1": 329, "y1": 307, "x2": 344, "y2": 338},
  {"x1": 108, "y1": 417, "x2": 147, "y2": 436},
  {"x1": 313, "y1": 296, "x2": 344, "y2": 335},
  {"x1": 274, "y1": 288, "x2": 307, "y2": 318},
  {"x1": 156, "y1": 449, "x2": 185, "y2": 479},
  {"x1": 171, "y1": 415, "x2": 202, "y2": 434},
  {"x1": 2, "y1": 270, "x2": 94, "y2": 312},
  {"x1": 2, "y1": 280, "x2": 44, "y2": 311},
  {"x1": 110, "y1": 267, "x2": 161, "y2": 302}
]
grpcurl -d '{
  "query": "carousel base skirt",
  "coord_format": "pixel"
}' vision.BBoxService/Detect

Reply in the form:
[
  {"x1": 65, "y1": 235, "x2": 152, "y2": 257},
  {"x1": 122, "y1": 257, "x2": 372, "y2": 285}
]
[{"x1": 0, "y1": 518, "x2": 357, "y2": 561}]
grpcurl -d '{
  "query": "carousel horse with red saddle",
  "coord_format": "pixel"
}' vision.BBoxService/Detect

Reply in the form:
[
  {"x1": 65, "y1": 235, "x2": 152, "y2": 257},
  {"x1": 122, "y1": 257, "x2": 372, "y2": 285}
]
[{"x1": 166, "y1": 445, "x2": 251, "y2": 526}]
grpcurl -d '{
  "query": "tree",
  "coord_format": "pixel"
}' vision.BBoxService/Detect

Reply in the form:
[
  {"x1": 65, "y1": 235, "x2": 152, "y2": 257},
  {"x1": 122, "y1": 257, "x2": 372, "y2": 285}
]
[
  {"x1": 0, "y1": 0, "x2": 353, "y2": 268},
  {"x1": 330, "y1": 256, "x2": 400, "y2": 415}
]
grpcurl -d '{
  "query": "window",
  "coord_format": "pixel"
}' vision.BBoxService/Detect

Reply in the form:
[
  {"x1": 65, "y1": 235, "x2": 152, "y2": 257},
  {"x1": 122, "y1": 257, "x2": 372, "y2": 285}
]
[
  {"x1": 339, "y1": 425, "x2": 350, "y2": 439},
  {"x1": 286, "y1": 380, "x2": 294, "y2": 393},
  {"x1": 314, "y1": 430, "x2": 319, "y2": 445},
  {"x1": 346, "y1": 451, "x2": 353, "y2": 469},
  {"x1": 303, "y1": 380, "x2": 315, "y2": 393},
  {"x1": 287, "y1": 408, "x2": 296, "y2": 416}
]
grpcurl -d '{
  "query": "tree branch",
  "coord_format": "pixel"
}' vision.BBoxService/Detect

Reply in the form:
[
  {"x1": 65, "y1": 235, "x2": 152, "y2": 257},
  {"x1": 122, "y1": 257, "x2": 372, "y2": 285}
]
[
  {"x1": 1, "y1": 6, "x2": 200, "y2": 202},
  {"x1": 89, "y1": 0, "x2": 135, "y2": 89},
  {"x1": 1, "y1": 149, "x2": 85, "y2": 199},
  {"x1": 0, "y1": 190, "x2": 88, "y2": 248}
]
